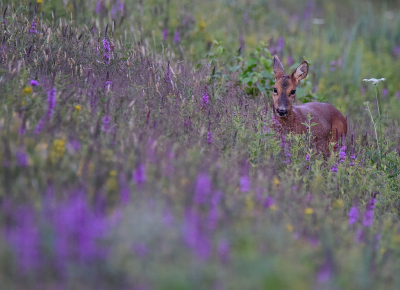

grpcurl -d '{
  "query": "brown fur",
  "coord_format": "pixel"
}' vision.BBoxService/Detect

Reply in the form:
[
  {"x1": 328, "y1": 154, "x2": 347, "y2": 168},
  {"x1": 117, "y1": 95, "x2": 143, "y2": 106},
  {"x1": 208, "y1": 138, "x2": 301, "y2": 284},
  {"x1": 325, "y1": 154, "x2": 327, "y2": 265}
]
[{"x1": 272, "y1": 55, "x2": 347, "y2": 153}]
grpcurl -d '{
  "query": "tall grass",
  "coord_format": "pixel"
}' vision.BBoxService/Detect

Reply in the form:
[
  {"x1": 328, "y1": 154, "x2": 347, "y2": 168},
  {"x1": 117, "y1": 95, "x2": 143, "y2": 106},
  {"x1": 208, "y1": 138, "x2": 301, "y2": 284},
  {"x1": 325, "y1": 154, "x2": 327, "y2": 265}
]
[{"x1": 0, "y1": 0, "x2": 400, "y2": 289}]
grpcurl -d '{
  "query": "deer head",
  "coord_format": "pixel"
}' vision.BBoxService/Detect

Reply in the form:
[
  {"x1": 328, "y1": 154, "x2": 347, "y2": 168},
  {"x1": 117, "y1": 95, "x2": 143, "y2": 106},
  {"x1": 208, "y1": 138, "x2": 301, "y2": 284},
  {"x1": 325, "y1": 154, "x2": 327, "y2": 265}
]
[{"x1": 273, "y1": 55, "x2": 309, "y2": 117}]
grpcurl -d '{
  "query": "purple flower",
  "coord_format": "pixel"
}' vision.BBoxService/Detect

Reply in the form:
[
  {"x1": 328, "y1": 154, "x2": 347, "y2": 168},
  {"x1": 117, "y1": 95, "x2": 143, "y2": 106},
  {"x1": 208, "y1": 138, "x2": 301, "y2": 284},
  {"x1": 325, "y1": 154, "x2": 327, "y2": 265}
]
[
  {"x1": 66, "y1": 139, "x2": 81, "y2": 154},
  {"x1": 382, "y1": 88, "x2": 388, "y2": 97},
  {"x1": 194, "y1": 173, "x2": 212, "y2": 204},
  {"x1": 182, "y1": 208, "x2": 211, "y2": 260},
  {"x1": 287, "y1": 55, "x2": 293, "y2": 66},
  {"x1": 276, "y1": 37, "x2": 284, "y2": 52},
  {"x1": 349, "y1": 153, "x2": 356, "y2": 166},
  {"x1": 173, "y1": 30, "x2": 180, "y2": 44},
  {"x1": 34, "y1": 119, "x2": 45, "y2": 134},
  {"x1": 363, "y1": 196, "x2": 376, "y2": 227},
  {"x1": 30, "y1": 80, "x2": 39, "y2": 86},
  {"x1": 163, "y1": 28, "x2": 168, "y2": 40},
  {"x1": 5, "y1": 207, "x2": 40, "y2": 272},
  {"x1": 356, "y1": 228, "x2": 365, "y2": 243},
  {"x1": 51, "y1": 193, "x2": 110, "y2": 268},
  {"x1": 117, "y1": 1, "x2": 124, "y2": 12},
  {"x1": 393, "y1": 45, "x2": 400, "y2": 57},
  {"x1": 111, "y1": 5, "x2": 117, "y2": 19},
  {"x1": 396, "y1": 91, "x2": 400, "y2": 99},
  {"x1": 105, "y1": 80, "x2": 111, "y2": 90},
  {"x1": 96, "y1": 1, "x2": 102, "y2": 14},
  {"x1": 264, "y1": 196, "x2": 274, "y2": 208},
  {"x1": 16, "y1": 150, "x2": 28, "y2": 167},
  {"x1": 201, "y1": 90, "x2": 209, "y2": 106},
  {"x1": 102, "y1": 115, "x2": 111, "y2": 132},
  {"x1": 46, "y1": 87, "x2": 56, "y2": 119},
  {"x1": 317, "y1": 261, "x2": 332, "y2": 284},
  {"x1": 132, "y1": 164, "x2": 146, "y2": 185},
  {"x1": 339, "y1": 145, "x2": 346, "y2": 162},
  {"x1": 240, "y1": 175, "x2": 251, "y2": 192},
  {"x1": 30, "y1": 17, "x2": 37, "y2": 34},
  {"x1": 103, "y1": 37, "x2": 110, "y2": 64},
  {"x1": 1, "y1": 45, "x2": 5, "y2": 53},
  {"x1": 348, "y1": 206, "x2": 359, "y2": 225},
  {"x1": 206, "y1": 131, "x2": 212, "y2": 144},
  {"x1": 331, "y1": 164, "x2": 338, "y2": 173},
  {"x1": 306, "y1": 154, "x2": 310, "y2": 162}
]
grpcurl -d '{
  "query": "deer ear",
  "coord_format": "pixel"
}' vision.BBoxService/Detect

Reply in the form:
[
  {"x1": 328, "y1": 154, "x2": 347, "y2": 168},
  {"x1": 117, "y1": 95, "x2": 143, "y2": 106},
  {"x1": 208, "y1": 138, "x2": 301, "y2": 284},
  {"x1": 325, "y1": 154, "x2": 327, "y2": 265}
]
[
  {"x1": 292, "y1": 61, "x2": 309, "y2": 85},
  {"x1": 273, "y1": 55, "x2": 285, "y2": 79}
]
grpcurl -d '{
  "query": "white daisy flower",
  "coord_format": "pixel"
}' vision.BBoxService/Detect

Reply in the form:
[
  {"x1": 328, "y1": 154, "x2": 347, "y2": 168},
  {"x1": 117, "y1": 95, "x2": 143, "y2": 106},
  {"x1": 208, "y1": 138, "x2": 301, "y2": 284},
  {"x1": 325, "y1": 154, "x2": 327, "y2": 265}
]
[{"x1": 362, "y1": 78, "x2": 386, "y2": 85}]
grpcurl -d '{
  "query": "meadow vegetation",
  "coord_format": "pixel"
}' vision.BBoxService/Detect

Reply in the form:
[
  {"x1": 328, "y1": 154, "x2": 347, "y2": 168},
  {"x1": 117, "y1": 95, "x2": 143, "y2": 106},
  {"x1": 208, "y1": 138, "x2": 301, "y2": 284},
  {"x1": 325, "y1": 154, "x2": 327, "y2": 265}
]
[{"x1": 1, "y1": 0, "x2": 400, "y2": 289}]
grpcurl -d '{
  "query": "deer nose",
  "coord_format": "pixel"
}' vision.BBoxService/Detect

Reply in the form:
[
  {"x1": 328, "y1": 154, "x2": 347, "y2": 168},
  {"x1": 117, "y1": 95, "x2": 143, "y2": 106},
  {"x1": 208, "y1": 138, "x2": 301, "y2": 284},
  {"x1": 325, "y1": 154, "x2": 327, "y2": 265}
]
[{"x1": 276, "y1": 108, "x2": 288, "y2": 117}]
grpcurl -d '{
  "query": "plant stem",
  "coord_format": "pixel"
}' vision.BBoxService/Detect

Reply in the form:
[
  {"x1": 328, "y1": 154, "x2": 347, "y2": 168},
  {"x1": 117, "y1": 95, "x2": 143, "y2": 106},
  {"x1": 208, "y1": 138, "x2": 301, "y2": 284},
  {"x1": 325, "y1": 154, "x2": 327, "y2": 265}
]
[
  {"x1": 374, "y1": 85, "x2": 382, "y2": 154},
  {"x1": 366, "y1": 103, "x2": 380, "y2": 155}
]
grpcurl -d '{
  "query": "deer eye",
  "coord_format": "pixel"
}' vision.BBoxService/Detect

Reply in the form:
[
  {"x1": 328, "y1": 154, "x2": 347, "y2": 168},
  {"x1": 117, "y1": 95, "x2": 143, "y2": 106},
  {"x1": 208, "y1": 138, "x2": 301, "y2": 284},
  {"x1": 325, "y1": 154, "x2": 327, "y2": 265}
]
[
  {"x1": 273, "y1": 88, "x2": 278, "y2": 94},
  {"x1": 290, "y1": 90, "x2": 296, "y2": 95}
]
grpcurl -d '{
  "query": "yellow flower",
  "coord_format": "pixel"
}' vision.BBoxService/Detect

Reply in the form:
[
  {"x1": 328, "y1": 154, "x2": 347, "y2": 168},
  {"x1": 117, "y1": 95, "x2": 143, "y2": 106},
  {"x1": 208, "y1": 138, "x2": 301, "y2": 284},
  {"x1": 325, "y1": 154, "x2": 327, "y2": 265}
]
[
  {"x1": 304, "y1": 208, "x2": 314, "y2": 215},
  {"x1": 109, "y1": 170, "x2": 117, "y2": 177},
  {"x1": 199, "y1": 20, "x2": 206, "y2": 30},
  {"x1": 37, "y1": 0, "x2": 42, "y2": 3},
  {"x1": 270, "y1": 204, "x2": 277, "y2": 211},
  {"x1": 273, "y1": 177, "x2": 280, "y2": 186},
  {"x1": 380, "y1": 247, "x2": 386, "y2": 254},
  {"x1": 75, "y1": 105, "x2": 81, "y2": 111},
  {"x1": 22, "y1": 86, "x2": 33, "y2": 94},
  {"x1": 50, "y1": 139, "x2": 66, "y2": 161},
  {"x1": 333, "y1": 199, "x2": 344, "y2": 208},
  {"x1": 286, "y1": 224, "x2": 293, "y2": 232}
]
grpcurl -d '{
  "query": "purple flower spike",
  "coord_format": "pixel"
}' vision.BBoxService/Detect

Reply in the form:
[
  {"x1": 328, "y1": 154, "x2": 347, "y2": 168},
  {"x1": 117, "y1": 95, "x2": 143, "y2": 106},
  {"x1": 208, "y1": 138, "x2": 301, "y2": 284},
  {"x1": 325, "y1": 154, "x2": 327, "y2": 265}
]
[
  {"x1": 206, "y1": 131, "x2": 212, "y2": 144},
  {"x1": 202, "y1": 89, "x2": 209, "y2": 106},
  {"x1": 96, "y1": 1, "x2": 102, "y2": 14},
  {"x1": 173, "y1": 30, "x2": 180, "y2": 44},
  {"x1": 30, "y1": 80, "x2": 39, "y2": 86},
  {"x1": 276, "y1": 37, "x2": 284, "y2": 52},
  {"x1": 264, "y1": 196, "x2": 274, "y2": 208},
  {"x1": 163, "y1": 28, "x2": 168, "y2": 40},
  {"x1": 132, "y1": 164, "x2": 146, "y2": 185},
  {"x1": 16, "y1": 150, "x2": 29, "y2": 167},
  {"x1": 103, "y1": 34, "x2": 111, "y2": 64},
  {"x1": 194, "y1": 173, "x2": 212, "y2": 204},
  {"x1": 46, "y1": 87, "x2": 56, "y2": 119},
  {"x1": 30, "y1": 19, "x2": 37, "y2": 34},
  {"x1": 331, "y1": 164, "x2": 338, "y2": 173},
  {"x1": 240, "y1": 175, "x2": 251, "y2": 192},
  {"x1": 34, "y1": 119, "x2": 45, "y2": 134},
  {"x1": 382, "y1": 88, "x2": 388, "y2": 97},
  {"x1": 5, "y1": 207, "x2": 40, "y2": 272},
  {"x1": 363, "y1": 196, "x2": 376, "y2": 227},
  {"x1": 348, "y1": 206, "x2": 359, "y2": 225},
  {"x1": 339, "y1": 146, "x2": 346, "y2": 162},
  {"x1": 102, "y1": 115, "x2": 111, "y2": 132}
]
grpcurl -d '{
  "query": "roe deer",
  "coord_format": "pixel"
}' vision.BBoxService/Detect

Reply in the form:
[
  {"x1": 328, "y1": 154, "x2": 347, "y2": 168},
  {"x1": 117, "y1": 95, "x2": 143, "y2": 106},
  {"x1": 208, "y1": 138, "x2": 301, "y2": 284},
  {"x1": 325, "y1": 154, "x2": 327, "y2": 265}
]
[{"x1": 272, "y1": 55, "x2": 347, "y2": 153}]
